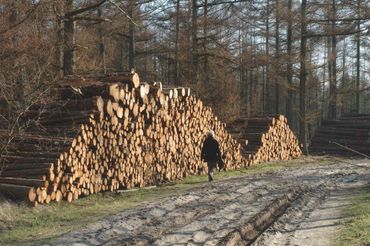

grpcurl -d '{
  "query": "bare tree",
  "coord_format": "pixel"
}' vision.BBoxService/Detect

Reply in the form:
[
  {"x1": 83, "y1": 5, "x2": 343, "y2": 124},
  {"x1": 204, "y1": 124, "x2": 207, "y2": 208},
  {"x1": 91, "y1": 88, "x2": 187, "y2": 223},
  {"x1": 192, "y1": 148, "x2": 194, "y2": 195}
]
[
  {"x1": 62, "y1": 0, "x2": 108, "y2": 75},
  {"x1": 0, "y1": 1, "x2": 58, "y2": 174}
]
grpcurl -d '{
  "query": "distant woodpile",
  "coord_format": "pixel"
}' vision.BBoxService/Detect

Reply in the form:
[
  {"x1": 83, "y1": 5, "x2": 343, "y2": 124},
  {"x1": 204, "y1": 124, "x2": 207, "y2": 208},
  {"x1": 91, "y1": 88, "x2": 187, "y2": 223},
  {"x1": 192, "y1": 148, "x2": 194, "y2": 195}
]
[
  {"x1": 228, "y1": 115, "x2": 302, "y2": 165},
  {"x1": 309, "y1": 114, "x2": 370, "y2": 156},
  {"x1": 0, "y1": 72, "x2": 301, "y2": 205}
]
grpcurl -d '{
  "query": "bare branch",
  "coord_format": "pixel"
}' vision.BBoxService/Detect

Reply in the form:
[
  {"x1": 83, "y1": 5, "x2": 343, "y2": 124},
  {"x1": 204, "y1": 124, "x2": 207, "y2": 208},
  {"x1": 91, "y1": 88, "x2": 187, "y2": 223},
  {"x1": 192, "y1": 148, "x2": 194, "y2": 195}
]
[
  {"x1": 66, "y1": 0, "x2": 108, "y2": 17},
  {"x1": 309, "y1": 16, "x2": 370, "y2": 23},
  {"x1": 73, "y1": 16, "x2": 112, "y2": 23},
  {"x1": 305, "y1": 26, "x2": 370, "y2": 38},
  {"x1": 107, "y1": 0, "x2": 139, "y2": 26}
]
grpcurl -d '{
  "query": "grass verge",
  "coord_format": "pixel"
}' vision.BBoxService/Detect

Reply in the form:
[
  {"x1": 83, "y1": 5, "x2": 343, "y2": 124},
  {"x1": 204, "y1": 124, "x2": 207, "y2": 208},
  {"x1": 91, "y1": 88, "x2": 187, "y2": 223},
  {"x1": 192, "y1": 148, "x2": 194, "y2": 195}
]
[
  {"x1": 337, "y1": 187, "x2": 370, "y2": 246},
  {"x1": 0, "y1": 155, "x2": 345, "y2": 245}
]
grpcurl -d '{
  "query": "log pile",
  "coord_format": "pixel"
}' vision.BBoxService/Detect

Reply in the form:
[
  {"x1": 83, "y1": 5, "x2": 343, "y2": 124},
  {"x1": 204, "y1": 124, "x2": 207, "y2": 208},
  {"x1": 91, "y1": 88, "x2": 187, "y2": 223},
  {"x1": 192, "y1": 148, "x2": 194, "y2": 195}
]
[
  {"x1": 309, "y1": 114, "x2": 370, "y2": 156},
  {"x1": 0, "y1": 73, "x2": 246, "y2": 205},
  {"x1": 227, "y1": 115, "x2": 302, "y2": 165},
  {"x1": 0, "y1": 72, "x2": 302, "y2": 206}
]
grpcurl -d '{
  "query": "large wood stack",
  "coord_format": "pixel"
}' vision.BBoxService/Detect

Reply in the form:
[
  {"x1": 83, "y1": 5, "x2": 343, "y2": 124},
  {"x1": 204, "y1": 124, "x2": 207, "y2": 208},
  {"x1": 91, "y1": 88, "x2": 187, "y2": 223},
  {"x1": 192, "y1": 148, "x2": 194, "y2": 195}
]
[
  {"x1": 309, "y1": 114, "x2": 370, "y2": 156},
  {"x1": 0, "y1": 73, "x2": 246, "y2": 205},
  {"x1": 0, "y1": 72, "x2": 302, "y2": 205},
  {"x1": 228, "y1": 115, "x2": 302, "y2": 165}
]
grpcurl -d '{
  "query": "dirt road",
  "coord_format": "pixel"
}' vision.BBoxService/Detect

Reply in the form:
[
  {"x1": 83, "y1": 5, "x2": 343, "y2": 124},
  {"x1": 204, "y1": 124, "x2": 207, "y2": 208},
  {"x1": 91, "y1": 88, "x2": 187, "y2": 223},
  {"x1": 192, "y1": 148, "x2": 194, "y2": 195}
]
[{"x1": 47, "y1": 158, "x2": 370, "y2": 246}]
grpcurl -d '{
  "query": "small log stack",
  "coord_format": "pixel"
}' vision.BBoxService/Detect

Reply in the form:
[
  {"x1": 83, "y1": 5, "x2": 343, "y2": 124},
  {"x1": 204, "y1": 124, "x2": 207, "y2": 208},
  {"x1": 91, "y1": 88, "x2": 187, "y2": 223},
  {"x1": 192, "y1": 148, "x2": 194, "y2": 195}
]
[
  {"x1": 309, "y1": 114, "x2": 370, "y2": 156},
  {"x1": 227, "y1": 115, "x2": 302, "y2": 165},
  {"x1": 0, "y1": 73, "x2": 246, "y2": 205}
]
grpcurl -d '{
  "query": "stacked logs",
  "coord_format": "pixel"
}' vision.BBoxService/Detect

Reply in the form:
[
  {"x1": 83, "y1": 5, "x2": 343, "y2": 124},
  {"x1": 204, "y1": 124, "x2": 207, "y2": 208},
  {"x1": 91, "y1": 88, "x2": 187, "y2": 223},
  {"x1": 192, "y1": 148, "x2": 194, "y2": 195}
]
[
  {"x1": 228, "y1": 115, "x2": 302, "y2": 165},
  {"x1": 0, "y1": 72, "x2": 302, "y2": 205},
  {"x1": 309, "y1": 114, "x2": 370, "y2": 156},
  {"x1": 0, "y1": 73, "x2": 245, "y2": 205}
]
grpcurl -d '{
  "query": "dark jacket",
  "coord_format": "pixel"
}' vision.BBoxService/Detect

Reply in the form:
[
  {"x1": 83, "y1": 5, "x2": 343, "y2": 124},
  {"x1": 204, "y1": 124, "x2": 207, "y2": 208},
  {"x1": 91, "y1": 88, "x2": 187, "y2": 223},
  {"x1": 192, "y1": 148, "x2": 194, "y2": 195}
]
[{"x1": 201, "y1": 135, "x2": 221, "y2": 163}]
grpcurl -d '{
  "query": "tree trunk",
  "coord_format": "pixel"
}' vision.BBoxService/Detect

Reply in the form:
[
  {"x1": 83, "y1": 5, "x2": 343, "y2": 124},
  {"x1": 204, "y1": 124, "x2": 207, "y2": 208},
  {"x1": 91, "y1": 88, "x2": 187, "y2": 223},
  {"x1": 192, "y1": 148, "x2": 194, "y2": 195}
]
[
  {"x1": 174, "y1": 0, "x2": 180, "y2": 85},
  {"x1": 203, "y1": 0, "x2": 208, "y2": 84},
  {"x1": 191, "y1": 0, "x2": 198, "y2": 83},
  {"x1": 98, "y1": 8, "x2": 106, "y2": 74},
  {"x1": 63, "y1": 0, "x2": 76, "y2": 76},
  {"x1": 275, "y1": 0, "x2": 280, "y2": 115},
  {"x1": 128, "y1": 0, "x2": 135, "y2": 70},
  {"x1": 299, "y1": 0, "x2": 308, "y2": 154},
  {"x1": 238, "y1": 19, "x2": 245, "y2": 116},
  {"x1": 55, "y1": 3, "x2": 64, "y2": 77},
  {"x1": 265, "y1": 0, "x2": 270, "y2": 114},
  {"x1": 342, "y1": 39, "x2": 347, "y2": 114},
  {"x1": 328, "y1": 0, "x2": 337, "y2": 119},
  {"x1": 286, "y1": 0, "x2": 293, "y2": 124},
  {"x1": 167, "y1": 35, "x2": 171, "y2": 85},
  {"x1": 119, "y1": 33, "x2": 125, "y2": 71},
  {"x1": 356, "y1": 0, "x2": 361, "y2": 114},
  {"x1": 9, "y1": 4, "x2": 24, "y2": 104},
  {"x1": 321, "y1": 38, "x2": 327, "y2": 121}
]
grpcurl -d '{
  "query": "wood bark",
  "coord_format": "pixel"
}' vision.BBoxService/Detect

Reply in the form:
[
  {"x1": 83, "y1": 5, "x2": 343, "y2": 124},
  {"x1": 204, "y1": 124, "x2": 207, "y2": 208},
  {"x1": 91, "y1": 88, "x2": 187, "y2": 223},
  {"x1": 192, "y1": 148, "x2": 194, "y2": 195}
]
[{"x1": 0, "y1": 183, "x2": 36, "y2": 202}]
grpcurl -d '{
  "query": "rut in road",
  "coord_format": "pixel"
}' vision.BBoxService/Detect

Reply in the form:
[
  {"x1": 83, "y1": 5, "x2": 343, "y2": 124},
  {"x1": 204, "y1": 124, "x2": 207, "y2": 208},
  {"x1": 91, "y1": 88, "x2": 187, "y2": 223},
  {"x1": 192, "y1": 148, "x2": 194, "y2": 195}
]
[{"x1": 254, "y1": 163, "x2": 369, "y2": 246}]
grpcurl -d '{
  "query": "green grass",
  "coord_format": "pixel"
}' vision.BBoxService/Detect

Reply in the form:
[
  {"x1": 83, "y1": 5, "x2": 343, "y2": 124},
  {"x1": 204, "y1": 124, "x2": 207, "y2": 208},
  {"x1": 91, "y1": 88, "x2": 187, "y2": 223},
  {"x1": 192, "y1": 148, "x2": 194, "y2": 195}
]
[
  {"x1": 337, "y1": 188, "x2": 370, "y2": 246},
  {"x1": 0, "y1": 155, "x2": 342, "y2": 245}
]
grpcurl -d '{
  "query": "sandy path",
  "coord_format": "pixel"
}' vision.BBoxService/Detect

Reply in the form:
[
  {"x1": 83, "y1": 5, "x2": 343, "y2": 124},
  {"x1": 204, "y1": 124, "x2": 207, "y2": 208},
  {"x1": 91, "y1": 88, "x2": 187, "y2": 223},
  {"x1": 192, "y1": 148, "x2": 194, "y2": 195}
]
[
  {"x1": 254, "y1": 162, "x2": 369, "y2": 246},
  {"x1": 46, "y1": 159, "x2": 370, "y2": 246}
]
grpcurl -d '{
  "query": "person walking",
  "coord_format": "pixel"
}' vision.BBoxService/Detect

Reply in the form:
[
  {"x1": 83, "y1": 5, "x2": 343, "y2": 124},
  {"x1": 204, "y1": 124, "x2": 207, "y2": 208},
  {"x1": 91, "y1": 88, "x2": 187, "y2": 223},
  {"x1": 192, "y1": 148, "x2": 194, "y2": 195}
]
[{"x1": 201, "y1": 130, "x2": 222, "y2": 182}]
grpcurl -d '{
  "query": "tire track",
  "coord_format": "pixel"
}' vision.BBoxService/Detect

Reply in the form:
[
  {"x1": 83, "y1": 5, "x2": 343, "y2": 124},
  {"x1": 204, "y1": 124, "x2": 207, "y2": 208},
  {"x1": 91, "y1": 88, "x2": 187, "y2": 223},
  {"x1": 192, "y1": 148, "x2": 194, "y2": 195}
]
[{"x1": 47, "y1": 159, "x2": 370, "y2": 246}]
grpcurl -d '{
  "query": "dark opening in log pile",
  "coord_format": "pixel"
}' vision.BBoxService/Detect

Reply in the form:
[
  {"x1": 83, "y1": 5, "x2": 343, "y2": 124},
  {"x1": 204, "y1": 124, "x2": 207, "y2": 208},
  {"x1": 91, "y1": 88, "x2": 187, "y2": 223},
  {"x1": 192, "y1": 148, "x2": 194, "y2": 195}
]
[
  {"x1": 227, "y1": 115, "x2": 302, "y2": 165},
  {"x1": 309, "y1": 114, "x2": 370, "y2": 156},
  {"x1": 0, "y1": 73, "x2": 301, "y2": 206}
]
